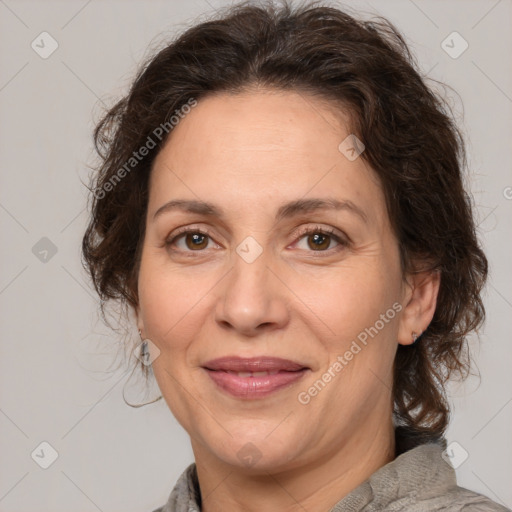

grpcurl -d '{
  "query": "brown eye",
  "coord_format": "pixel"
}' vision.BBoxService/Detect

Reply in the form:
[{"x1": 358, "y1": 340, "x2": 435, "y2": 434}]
[
  {"x1": 183, "y1": 232, "x2": 209, "y2": 250},
  {"x1": 306, "y1": 232, "x2": 332, "y2": 251},
  {"x1": 294, "y1": 226, "x2": 347, "y2": 253},
  {"x1": 166, "y1": 229, "x2": 214, "y2": 251}
]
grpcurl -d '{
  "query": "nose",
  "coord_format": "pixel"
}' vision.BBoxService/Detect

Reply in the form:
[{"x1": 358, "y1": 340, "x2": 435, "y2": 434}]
[{"x1": 214, "y1": 250, "x2": 290, "y2": 337}]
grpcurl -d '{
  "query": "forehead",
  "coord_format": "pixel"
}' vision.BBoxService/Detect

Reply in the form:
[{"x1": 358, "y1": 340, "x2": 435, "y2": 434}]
[
  {"x1": 148, "y1": 89, "x2": 386, "y2": 226},
  {"x1": 154, "y1": 88, "x2": 351, "y2": 170}
]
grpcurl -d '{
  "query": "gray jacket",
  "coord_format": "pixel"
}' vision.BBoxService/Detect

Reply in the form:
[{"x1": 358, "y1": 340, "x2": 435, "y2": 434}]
[{"x1": 152, "y1": 439, "x2": 510, "y2": 511}]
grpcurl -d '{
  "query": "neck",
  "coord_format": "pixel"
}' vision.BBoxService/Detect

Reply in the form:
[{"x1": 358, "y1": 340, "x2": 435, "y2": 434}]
[{"x1": 192, "y1": 420, "x2": 395, "y2": 512}]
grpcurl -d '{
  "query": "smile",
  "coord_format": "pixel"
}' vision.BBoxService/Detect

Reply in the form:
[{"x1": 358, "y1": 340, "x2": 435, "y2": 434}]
[{"x1": 204, "y1": 368, "x2": 309, "y2": 398}]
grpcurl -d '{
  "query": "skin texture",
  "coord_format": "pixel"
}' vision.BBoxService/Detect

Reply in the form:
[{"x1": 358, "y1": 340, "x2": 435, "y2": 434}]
[{"x1": 136, "y1": 88, "x2": 440, "y2": 512}]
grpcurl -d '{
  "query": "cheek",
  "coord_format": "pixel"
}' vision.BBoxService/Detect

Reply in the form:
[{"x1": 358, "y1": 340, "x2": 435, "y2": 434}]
[
  {"x1": 138, "y1": 256, "x2": 195, "y2": 342},
  {"x1": 303, "y1": 270, "x2": 401, "y2": 402},
  {"x1": 303, "y1": 264, "x2": 401, "y2": 345}
]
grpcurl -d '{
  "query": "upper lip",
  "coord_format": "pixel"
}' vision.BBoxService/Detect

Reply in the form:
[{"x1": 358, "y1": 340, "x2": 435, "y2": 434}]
[{"x1": 203, "y1": 356, "x2": 308, "y2": 372}]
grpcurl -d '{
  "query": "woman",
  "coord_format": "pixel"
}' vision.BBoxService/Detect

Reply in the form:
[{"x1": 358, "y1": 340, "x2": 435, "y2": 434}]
[{"x1": 82, "y1": 1, "x2": 509, "y2": 511}]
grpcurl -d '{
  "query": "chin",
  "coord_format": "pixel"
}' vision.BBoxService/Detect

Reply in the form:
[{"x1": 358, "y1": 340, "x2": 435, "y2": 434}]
[{"x1": 207, "y1": 430, "x2": 307, "y2": 473}]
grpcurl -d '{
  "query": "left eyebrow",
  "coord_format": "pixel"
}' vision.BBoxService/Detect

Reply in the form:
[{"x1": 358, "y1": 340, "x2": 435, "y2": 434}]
[
  {"x1": 275, "y1": 197, "x2": 368, "y2": 224},
  {"x1": 153, "y1": 197, "x2": 368, "y2": 224}
]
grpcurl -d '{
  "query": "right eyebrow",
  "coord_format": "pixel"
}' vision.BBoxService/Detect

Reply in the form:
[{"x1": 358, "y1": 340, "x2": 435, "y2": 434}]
[{"x1": 153, "y1": 199, "x2": 222, "y2": 220}]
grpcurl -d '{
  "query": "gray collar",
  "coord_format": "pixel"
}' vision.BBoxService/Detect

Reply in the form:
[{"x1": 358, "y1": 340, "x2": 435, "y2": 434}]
[{"x1": 155, "y1": 438, "x2": 507, "y2": 511}]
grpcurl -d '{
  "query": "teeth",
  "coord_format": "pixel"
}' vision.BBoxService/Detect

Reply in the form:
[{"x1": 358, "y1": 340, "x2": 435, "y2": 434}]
[{"x1": 226, "y1": 370, "x2": 281, "y2": 377}]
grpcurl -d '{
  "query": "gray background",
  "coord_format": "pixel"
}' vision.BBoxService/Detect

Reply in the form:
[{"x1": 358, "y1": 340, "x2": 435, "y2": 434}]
[{"x1": 0, "y1": 0, "x2": 511, "y2": 511}]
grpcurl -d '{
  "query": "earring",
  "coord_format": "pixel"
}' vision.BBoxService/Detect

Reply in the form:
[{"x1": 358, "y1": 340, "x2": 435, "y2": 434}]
[
  {"x1": 138, "y1": 330, "x2": 150, "y2": 365},
  {"x1": 122, "y1": 330, "x2": 163, "y2": 408},
  {"x1": 137, "y1": 330, "x2": 161, "y2": 368},
  {"x1": 412, "y1": 331, "x2": 422, "y2": 344}
]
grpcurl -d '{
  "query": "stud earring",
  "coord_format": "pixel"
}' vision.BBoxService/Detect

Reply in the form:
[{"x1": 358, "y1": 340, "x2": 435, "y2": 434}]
[{"x1": 412, "y1": 331, "x2": 422, "y2": 344}]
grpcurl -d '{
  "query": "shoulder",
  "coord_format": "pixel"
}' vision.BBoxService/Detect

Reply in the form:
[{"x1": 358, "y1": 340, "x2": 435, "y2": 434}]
[
  {"x1": 148, "y1": 463, "x2": 200, "y2": 512},
  {"x1": 366, "y1": 437, "x2": 510, "y2": 512},
  {"x1": 402, "y1": 485, "x2": 512, "y2": 512},
  {"x1": 441, "y1": 485, "x2": 511, "y2": 511}
]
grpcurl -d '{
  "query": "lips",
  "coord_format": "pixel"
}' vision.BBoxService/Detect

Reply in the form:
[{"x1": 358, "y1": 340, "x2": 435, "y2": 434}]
[
  {"x1": 202, "y1": 356, "x2": 309, "y2": 399},
  {"x1": 203, "y1": 356, "x2": 306, "y2": 373}
]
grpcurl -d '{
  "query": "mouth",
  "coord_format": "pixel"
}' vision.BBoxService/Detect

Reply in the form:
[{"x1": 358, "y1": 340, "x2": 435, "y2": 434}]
[{"x1": 202, "y1": 356, "x2": 310, "y2": 399}]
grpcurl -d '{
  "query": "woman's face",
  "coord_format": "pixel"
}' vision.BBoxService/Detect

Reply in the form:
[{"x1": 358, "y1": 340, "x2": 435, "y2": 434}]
[{"x1": 137, "y1": 88, "x2": 415, "y2": 471}]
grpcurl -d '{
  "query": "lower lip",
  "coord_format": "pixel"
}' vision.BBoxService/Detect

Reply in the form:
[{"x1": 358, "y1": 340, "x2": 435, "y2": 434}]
[{"x1": 204, "y1": 369, "x2": 308, "y2": 399}]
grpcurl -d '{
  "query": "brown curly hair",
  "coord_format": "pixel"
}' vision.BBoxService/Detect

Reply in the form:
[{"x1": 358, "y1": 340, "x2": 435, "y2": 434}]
[{"x1": 82, "y1": 0, "x2": 488, "y2": 443}]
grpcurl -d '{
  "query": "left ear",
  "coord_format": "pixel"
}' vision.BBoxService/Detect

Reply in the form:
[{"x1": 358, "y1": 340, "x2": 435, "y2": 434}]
[{"x1": 397, "y1": 269, "x2": 441, "y2": 346}]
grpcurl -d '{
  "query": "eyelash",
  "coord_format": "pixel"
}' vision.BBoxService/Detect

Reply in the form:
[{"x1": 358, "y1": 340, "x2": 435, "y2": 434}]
[{"x1": 165, "y1": 225, "x2": 349, "y2": 256}]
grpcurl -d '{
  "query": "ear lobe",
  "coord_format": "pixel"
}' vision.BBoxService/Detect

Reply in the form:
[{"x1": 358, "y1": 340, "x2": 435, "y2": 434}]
[
  {"x1": 397, "y1": 269, "x2": 441, "y2": 346},
  {"x1": 135, "y1": 306, "x2": 145, "y2": 335}
]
